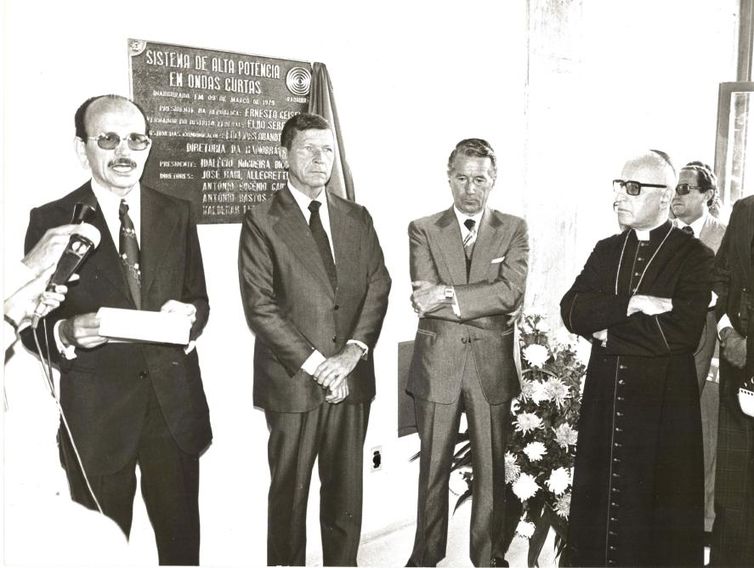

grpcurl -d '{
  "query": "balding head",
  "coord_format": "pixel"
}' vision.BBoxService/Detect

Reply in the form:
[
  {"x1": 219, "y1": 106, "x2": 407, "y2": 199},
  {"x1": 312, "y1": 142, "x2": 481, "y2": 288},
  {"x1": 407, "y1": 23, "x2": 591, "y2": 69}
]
[{"x1": 613, "y1": 150, "x2": 676, "y2": 230}]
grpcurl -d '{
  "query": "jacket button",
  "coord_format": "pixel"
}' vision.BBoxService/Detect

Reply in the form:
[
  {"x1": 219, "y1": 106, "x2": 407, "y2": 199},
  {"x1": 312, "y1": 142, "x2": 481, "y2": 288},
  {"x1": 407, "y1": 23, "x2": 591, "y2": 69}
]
[
  {"x1": 461, "y1": 337, "x2": 468, "y2": 344},
  {"x1": 619, "y1": 364, "x2": 627, "y2": 370},
  {"x1": 331, "y1": 336, "x2": 337, "y2": 343},
  {"x1": 334, "y1": 304, "x2": 339, "y2": 310},
  {"x1": 139, "y1": 371, "x2": 149, "y2": 379}
]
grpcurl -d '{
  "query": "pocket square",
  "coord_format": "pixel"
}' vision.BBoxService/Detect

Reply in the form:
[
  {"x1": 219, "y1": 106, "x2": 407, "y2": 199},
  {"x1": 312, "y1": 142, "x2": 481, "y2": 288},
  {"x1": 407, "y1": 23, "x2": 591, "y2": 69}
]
[{"x1": 491, "y1": 256, "x2": 505, "y2": 264}]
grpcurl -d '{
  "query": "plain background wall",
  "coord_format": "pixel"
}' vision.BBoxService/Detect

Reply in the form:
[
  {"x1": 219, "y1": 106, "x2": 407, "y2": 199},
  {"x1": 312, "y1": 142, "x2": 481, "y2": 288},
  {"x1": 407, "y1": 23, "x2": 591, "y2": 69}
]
[{"x1": 1, "y1": 0, "x2": 741, "y2": 565}]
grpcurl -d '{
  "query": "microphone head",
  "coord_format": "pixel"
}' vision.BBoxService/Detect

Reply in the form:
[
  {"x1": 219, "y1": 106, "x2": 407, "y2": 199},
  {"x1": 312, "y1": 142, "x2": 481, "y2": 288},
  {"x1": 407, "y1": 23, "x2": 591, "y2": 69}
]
[
  {"x1": 71, "y1": 202, "x2": 97, "y2": 224},
  {"x1": 72, "y1": 223, "x2": 101, "y2": 248}
]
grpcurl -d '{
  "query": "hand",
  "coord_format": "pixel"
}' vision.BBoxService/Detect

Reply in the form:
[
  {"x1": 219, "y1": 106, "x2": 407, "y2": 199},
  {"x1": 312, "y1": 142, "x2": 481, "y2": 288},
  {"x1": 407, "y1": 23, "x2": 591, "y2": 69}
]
[
  {"x1": 721, "y1": 327, "x2": 748, "y2": 368},
  {"x1": 627, "y1": 295, "x2": 673, "y2": 316},
  {"x1": 4, "y1": 265, "x2": 67, "y2": 328},
  {"x1": 22, "y1": 223, "x2": 99, "y2": 276},
  {"x1": 592, "y1": 329, "x2": 607, "y2": 344},
  {"x1": 59, "y1": 312, "x2": 108, "y2": 349},
  {"x1": 411, "y1": 280, "x2": 446, "y2": 317},
  {"x1": 312, "y1": 343, "x2": 362, "y2": 390},
  {"x1": 325, "y1": 382, "x2": 349, "y2": 404},
  {"x1": 160, "y1": 299, "x2": 197, "y2": 324}
]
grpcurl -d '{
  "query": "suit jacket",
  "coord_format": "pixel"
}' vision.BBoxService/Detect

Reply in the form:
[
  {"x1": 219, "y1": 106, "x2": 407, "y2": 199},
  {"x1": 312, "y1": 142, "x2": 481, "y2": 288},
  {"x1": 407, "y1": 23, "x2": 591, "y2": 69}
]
[
  {"x1": 21, "y1": 182, "x2": 212, "y2": 475},
  {"x1": 715, "y1": 195, "x2": 754, "y2": 386},
  {"x1": 238, "y1": 187, "x2": 391, "y2": 413},
  {"x1": 677, "y1": 214, "x2": 728, "y2": 390},
  {"x1": 407, "y1": 207, "x2": 529, "y2": 405}
]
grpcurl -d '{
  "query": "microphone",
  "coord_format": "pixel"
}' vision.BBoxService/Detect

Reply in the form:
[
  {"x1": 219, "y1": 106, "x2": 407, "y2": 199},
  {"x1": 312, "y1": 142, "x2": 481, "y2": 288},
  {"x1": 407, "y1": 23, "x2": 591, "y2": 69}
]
[{"x1": 31, "y1": 203, "x2": 101, "y2": 329}]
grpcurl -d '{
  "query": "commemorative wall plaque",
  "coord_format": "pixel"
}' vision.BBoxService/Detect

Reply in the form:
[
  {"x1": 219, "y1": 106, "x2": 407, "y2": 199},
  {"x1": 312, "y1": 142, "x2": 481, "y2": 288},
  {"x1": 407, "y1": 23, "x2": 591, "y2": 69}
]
[{"x1": 129, "y1": 39, "x2": 311, "y2": 223}]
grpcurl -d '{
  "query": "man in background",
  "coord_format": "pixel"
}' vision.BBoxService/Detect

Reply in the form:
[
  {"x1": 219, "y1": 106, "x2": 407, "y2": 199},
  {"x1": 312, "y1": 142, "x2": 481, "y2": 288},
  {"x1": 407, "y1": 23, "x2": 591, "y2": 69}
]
[
  {"x1": 406, "y1": 138, "x2": 528, "y2": 567},
  {"x1": 561, "y1": 150, "x2": 712, "y2": 566},
  {"x1": 22, "y1": 94, "x2": 211, "y2": 565},
  {"x1": 671, "y1": 160, "x2": 727, "y2": 540},
  {"x1": 711, "y1": 194, "x2": 754, "y2": 566},
  {"x1": 238, "y1": 113, "x2": 390, "y2": 566}
]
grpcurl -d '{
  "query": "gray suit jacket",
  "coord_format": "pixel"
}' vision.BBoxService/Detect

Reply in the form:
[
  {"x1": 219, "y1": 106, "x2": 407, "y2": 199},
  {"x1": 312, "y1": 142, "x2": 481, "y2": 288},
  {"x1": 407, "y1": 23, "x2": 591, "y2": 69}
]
[
  {"x1": 238, "y1": 187, "x2": 391, "y2": 412},
  {"x1": 407, "y1": 207, "x2": 528, "y2": 405}
]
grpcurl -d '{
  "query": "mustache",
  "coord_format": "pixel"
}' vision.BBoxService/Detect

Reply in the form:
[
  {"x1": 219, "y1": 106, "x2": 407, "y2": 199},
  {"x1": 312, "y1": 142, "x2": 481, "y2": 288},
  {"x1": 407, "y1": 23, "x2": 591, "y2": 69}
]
[{"x1": 109, "y1": 158, "x2": 137, "y2": 168}]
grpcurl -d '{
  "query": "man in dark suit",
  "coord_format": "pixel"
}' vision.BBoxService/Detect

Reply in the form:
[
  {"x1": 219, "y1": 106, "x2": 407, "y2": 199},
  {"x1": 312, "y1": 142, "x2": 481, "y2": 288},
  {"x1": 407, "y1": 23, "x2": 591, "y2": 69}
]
[
  {"x1": 406, "y1": 138, "x2": 528, "y2": 567},
  {"x1": 711, "y1": 194, "x2": 754, "y2": 566},
  {"x1": 238, "y1": 113, "x2": 391, "y2": 566},
  {"x1": 22, "y1": 94, "x2": 211, "y2": 565},
  {"x1": 670, "y1": 161, "x2": 727, "y2": 539}
]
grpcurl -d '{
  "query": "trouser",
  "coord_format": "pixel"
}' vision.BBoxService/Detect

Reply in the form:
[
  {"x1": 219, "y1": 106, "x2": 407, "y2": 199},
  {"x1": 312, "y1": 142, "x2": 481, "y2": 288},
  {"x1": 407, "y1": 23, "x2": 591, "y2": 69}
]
[
  {"x1": 60, "y1": 383, "x2": 201, "y2": 566},
  {"x1": 409, "y1": 350, "x2": 512, "y2": 567},
  {"x1": 265, "y1": 400, "x2": 371, "y2": 566}
]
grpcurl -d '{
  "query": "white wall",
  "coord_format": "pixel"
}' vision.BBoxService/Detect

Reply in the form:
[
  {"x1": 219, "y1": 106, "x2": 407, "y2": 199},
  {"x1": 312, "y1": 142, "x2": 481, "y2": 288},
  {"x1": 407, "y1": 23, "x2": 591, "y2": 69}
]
[{"x1": 1, "y1": 0, "x2": 740, "y2": 565}]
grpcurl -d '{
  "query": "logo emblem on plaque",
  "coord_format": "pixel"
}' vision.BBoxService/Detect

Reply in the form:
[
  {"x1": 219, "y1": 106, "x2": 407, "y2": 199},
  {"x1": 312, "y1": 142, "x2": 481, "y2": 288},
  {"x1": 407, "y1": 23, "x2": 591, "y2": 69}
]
[{"x1": 286, "y1": 67, "x2": 311, "y2": 96}]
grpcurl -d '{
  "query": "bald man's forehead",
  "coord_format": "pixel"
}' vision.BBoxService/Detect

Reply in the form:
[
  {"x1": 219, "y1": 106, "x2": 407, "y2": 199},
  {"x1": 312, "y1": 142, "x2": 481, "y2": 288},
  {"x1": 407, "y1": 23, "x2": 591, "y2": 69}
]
[
  {"x1": 621, "y1": 156, "x2": 674, "y2": 186},
  {"x1": 85, "y1": 99, "x2": 146, "y2": 133}
]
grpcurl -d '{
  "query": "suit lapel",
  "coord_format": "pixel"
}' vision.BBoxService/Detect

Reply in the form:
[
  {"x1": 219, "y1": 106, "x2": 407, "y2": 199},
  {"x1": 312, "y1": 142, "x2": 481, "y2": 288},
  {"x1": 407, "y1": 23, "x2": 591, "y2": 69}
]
[
  {"x1": 272, "y1": 187, "x2": 335, "y2": 297},
  {"x1": 80, "y1": 185, "x2": 134, "y2": 304},
  {"x1": 140, "y1": 186, "x2": 180, "y2": 300},
  {"x1": 469, "y1": 208, "x2": 503, "y2": 282},
  {"x1": 434, "y1": 208, "x2": 468, "y2": 285},
  {"x1": 328, "y1": 193, "x2": 358, "y2": 285}
]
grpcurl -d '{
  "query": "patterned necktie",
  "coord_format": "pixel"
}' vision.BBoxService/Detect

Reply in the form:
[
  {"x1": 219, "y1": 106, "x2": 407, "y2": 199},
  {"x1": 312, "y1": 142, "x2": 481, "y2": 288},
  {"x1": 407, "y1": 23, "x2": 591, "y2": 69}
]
[
  {"x1": 119, "y1": 199, "x2": 142, "y2": 308},
  {"x1": 681, "y1": 225, "x2": 694, "y2": 236},
  {"x1": 463, "y1": 218, "x2": 476, "y2": 276},
  {"x1": 308, "y1": 200, "x2": 337, "y2": 291}
]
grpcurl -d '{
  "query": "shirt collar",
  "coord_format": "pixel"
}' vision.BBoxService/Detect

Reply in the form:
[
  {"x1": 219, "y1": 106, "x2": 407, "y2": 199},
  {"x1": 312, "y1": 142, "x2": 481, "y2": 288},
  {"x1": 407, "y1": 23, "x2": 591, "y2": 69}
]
[
  {"x1": 288, "y1": 181, "x2": 328, "y2": 214},
  {"x1": 453, "y1": 207, "x2": 484, "y2": 232},
  {"x1": 676, "y1": 210, "x2": 708, "y2": 236},
  {"x1": 90, "y1": 178, "x2": 140, "y2": 209}
]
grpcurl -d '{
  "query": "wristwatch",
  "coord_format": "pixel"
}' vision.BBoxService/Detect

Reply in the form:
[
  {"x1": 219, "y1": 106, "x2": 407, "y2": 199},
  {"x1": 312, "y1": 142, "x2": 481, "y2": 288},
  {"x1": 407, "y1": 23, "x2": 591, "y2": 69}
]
[{"x1": 444, "y1": 286, "x2": 455, "y2": 301}]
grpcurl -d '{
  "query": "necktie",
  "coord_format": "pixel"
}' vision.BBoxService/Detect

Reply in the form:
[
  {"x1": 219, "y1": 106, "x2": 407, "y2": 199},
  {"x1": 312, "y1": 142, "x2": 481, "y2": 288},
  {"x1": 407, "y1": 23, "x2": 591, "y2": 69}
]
[
  {"x1": 308, "y1": 200, "x2": 337, "y2": 291},
  {"x1": 681, "y1": 225, "x2": 694, "y2": 236},
  {"x1": 119, "y1": 199, "x2": 142, "y2": 308},
  {"x1": 463, "y1": 218, "x2": 476, "y2": 277}
]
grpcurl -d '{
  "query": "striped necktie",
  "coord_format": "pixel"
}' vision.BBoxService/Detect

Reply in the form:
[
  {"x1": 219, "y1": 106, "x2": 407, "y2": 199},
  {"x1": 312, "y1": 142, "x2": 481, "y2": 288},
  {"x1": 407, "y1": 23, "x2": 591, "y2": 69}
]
[{"x1": 463, "y1": 218, "x2": 476, "y2": 277}]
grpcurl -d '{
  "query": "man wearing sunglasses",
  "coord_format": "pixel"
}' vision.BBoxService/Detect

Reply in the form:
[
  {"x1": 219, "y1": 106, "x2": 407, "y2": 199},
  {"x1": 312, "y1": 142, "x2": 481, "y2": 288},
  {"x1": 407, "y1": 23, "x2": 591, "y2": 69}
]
[
  {"x1": 670, "y1": 161, "x2": 727, "y2": 546},
  {"x1": 21, "y1": 94, "x2": 211, "y2": 565},
  {"x1": 561, "y1": 150, "x2": 713, "y2": 566}
]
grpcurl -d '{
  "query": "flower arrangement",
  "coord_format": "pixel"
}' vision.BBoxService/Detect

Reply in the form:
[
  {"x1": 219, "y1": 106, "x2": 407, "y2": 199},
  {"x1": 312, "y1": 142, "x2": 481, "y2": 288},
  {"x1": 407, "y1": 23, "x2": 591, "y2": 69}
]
[{"x1": 506, "y1": 311, "x2": 588, "y2": 562}]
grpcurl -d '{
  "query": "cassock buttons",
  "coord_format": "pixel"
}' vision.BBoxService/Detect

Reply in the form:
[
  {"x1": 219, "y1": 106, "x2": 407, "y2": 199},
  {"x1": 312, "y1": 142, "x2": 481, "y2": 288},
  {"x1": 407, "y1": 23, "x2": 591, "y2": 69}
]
[{"x1": 139, "y1": 371, "x2": 149, "y2": 379}]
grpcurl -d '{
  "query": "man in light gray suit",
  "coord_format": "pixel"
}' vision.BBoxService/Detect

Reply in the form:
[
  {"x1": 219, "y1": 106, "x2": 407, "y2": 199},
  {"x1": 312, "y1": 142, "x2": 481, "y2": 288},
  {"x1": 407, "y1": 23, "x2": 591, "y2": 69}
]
[
  {"x1": 238, "y1": 113, "x2": 391, "y2": 566},
  {"x1": 670, "y1": 160, "x2": 727, "y2": 539},
  {"x1": 406, "y1": 138, "x2": 528, "y2": 567}
]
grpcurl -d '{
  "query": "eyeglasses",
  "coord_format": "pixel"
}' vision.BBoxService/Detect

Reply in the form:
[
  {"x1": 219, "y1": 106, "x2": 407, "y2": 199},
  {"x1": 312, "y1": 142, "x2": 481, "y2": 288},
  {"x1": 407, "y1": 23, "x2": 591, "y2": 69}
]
[
  {"x1": 612, "y1": 179, "x2": 667, "y2": 196},
  {"x1": 87, "y1": 132, "x2": 151, "y2": 151},
  {"x1": 675, "y1": 184, "x2": 711, "y2": 195}
]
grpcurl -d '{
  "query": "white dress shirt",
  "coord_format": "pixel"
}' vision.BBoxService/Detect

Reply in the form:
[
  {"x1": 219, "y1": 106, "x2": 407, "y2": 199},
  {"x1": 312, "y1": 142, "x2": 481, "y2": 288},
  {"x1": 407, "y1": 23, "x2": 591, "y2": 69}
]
[
  {"x1": 287, "y1": 183, "x2": 368, "y2": 375},
  {"x1": 454, "y1": 207, "x2": 483, "y2": 248},
  {"x1": 675, "y1": 210, "x2": 708, "y2": 237}
]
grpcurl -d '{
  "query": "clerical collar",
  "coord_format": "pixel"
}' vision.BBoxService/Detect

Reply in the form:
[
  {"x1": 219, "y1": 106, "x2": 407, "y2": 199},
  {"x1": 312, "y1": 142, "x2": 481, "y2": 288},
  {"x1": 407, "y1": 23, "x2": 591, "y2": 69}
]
[
  {"x1": 633, "y1": 220, "x2": 671, "y2": 241},
  {"x1": 676, "y1": 210, "x2": 708, "y2": 236}
]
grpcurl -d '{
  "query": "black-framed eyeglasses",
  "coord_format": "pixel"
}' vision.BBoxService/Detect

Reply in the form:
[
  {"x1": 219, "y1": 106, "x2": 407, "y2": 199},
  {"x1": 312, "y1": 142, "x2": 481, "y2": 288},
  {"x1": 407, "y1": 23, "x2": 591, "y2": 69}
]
[
  {"x1": 675, "y1": 183, "x2": 712, "y2": 196},
  {"x1": 612, "y1": 179, "x2": 667, "y2": 196},
  {"x1": 87, "y1": 132, "x2": 151, "y2": 151}
]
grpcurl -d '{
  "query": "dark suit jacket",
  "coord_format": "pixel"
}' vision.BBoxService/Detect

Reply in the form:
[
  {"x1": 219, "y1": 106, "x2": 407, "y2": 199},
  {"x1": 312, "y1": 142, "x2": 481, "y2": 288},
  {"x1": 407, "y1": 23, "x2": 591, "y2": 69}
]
[
  {"x1": 407, "y1": 207, "x2": 529, "y2": 405},
  {"x1": 715, "y1": 195, "x2": 754, "y2": 385},
  {"x1": 22, "y1": 182, "x2": 212, "y2": 475},
  {"x1": 238, "y1": 187, "x2": 391, "y2": 413}
]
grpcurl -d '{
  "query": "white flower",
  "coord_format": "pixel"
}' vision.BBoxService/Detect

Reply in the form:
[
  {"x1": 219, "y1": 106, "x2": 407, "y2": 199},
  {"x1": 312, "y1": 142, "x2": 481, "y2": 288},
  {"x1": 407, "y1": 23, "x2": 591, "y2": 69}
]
[
  {"x1": 515, "y1": 519, "x2": 536, "y2": 539},
  {"x1": 523, "y1": 344, "x2": 549, "y2": 368},
  {"x1": 523, "y1": 441, "x2": 547, "y2": 462},
  {"x1": 512, "y1": 473, "x2": 540, "y2": 501},
  {"x1": 553, "y1": 423, "x2": 578, "y2": 448},
  {"x1": 554, "y1": 492, "x2": 571, "y2": 519},
  {"x1": 505, "y1": 451, "x2": 521, "y2": 484},
  {"x1": 519, "y1": 379, "x2": 537, "y2": 402},
  {"x1": 514, "y1": 412, "x2": 543, "y2": 434},
  {"x1": 531, "y1": 380, "x2": 550, "y2": 404},
  {"x1": 543, "y1": 377, "x2": 571, "y2": 407},
  {"x1": 533, "y1": 318, "x2": 550, "y2": 333},
  {"x1": 545, "y1": 467, "x2": 571, "y2": 495}
]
